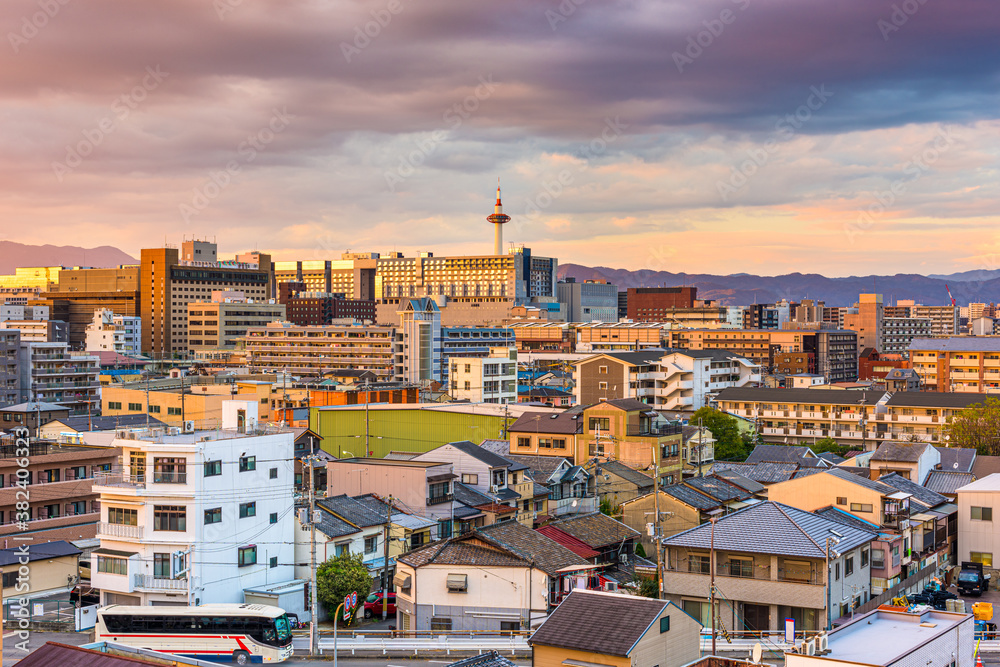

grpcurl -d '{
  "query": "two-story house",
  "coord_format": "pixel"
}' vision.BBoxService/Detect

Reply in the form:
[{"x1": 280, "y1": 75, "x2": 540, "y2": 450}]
[
  {"x1": 662, "y1": 501, "x2": 876, "y2": 633},
  {"x1": 868, "y1": 441, "x2": 940, "y2": 482},
  {"x1": 91, "y1": 403, "x2": 296, "y2": 607},
  {"x1": 506, "y1": 455, "x2": 596, "y2": 517}
]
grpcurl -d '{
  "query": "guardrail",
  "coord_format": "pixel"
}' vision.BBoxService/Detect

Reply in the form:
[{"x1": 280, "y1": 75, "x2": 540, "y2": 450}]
[{"x1": 308, "y1": 634, "x2": 530, "y2": 656}]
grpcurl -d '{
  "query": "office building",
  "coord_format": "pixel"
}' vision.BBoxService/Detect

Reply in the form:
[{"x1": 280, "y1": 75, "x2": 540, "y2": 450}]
[
  {"x1": 557, "y1": 278, "x2": 618, "y2": 323},
  {"x1": 626, "y1": 287, "x2": 696, "y2": 320},
  {"x1": 0, "y1": 267, "x2": 62, "y2": 302},
  {"x1": 37, "y1": 265, "x2": 141, "y2": 347},
  {"x1": 187, "y1": 292, "x2": 285, "y2": 360},
  {"x1": 84, "y1": 309, "x2": 142, "y2": 356}
]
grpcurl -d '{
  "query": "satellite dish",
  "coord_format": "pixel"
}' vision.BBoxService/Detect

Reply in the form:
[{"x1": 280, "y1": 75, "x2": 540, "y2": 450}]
[{"x1": 752, "y1": 642, "x2": 763, "y2": 664}]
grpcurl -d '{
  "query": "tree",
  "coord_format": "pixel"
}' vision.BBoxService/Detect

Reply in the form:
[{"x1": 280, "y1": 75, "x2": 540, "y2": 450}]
[
  {"x1": 316, "y1": 552, "x2": 373, "y2": 619},
  {"x1": 599, "y1": 497, "x2": 620, "y2": 518},
  {"x1": 690, "y1": 406, "x2": 747, "y2": 461},
  {"x1": 945, "y1": 398, "x2": 1000, "y2": 455},
  {"x1": 812, "y1": 437, "x2": 850, "y2": 456}
]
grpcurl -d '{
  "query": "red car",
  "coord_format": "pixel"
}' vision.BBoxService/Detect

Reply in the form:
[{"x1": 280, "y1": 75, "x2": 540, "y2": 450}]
[{"x1": 364, "y1": 592, "x2": 396, "y2": 618}]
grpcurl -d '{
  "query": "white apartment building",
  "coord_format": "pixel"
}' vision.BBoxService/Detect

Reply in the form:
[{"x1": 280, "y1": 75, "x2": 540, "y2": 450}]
[
  {"x1": 91, "y1": 401, "x2": 296, "y2": 607},
  {"x1": 85, "y1": 309, "x2": 142, "y2": 355},
  {"x1": 0, "y1": 304, "x2": 48, "y2": 321},
  {"x1": 449, "y1": 347, "x2": 517, "y2": 404},
  {"x1": 17, "y1": 342, "x2": 100, "y2": 414},
  {"x1": 881, "y1": 317, "x2": 931, "y2": 357}
]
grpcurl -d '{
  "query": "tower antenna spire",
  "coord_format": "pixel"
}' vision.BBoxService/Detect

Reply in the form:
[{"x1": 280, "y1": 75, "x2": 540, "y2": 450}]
[{"x1": 487, "y1": 177, "x2": 511, "y2": 255}]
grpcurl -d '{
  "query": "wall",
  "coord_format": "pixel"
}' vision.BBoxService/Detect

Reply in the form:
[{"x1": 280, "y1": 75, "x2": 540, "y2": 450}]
[
  {"x1": 767, "y1": 474, "x2": 883, "y2": 524},
  {"x1": 533, "y1": 645, "x2": 629, "y2": 667},
  {"x1": 957, "y1": 487, "x2": 999, "y2": 564},
  {"x1": 620, "y1": 492, "x2": 701, "y2": 555},
  {"x1": 1, "y1": 555, "x2": 79, "y2": 599},
  {"x1": 629, "y1": 602, "x2": 702, "y2": 667}
]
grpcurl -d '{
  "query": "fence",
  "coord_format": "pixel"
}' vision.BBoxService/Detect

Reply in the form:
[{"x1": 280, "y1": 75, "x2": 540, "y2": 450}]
[
  {"x1": 4, "y1": 598, "x2": 76, "y2": 627},
  {"x1": 854, "y1": 562, "x2": 938, "y2": 616}
]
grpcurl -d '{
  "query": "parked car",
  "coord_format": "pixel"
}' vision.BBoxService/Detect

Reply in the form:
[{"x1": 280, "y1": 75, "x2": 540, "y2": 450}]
[{"x1": 363, "y1": 592, "x2": 396, "y2": 618}]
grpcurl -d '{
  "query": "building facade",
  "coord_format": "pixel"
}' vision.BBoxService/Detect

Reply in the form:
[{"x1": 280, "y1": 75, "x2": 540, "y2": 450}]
[
  {"x1": 557, "y1": 279, "x2": 618, "y2": 323},
  {"x1": 85, "y1": 309, "x2": 142, "y2": 356},
  {"x1": 17, "y1": 342, "x2": 100, "y2": 414},
  {"x1": 908, "y1": 337, "x2": 1000, "y2": 392},
  {"x1": 449, "y1": 347, "x2": 517, "y2": 404},
  {"x1": 187, "y1": 293, "x2": 285, "y2": 360},
  {"x1": 243, "y1": 321, "x2": 396, "y2": 379}
]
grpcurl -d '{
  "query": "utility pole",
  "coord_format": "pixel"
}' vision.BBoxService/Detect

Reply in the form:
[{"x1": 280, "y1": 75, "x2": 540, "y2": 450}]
[
  {"x1": 382, "y1": 495, "x2": 393, "y2": 621},
  {"x1": 365, "y1": 381, "x2": 370, "y2": 457},
  {"x1": 710, "y1": 517, "x2": 717, "y2": 656},
  {"x1": 145, "y1": 372, "x2": 151, "y2": 428},
  {"x1": 697, "y1": 417, "x2": 704, "y2": 478},
  {"x1": 308, "y1": 457, "x2": 318, "y2": 656},
  {"x1": 654, "y1": 433, "x2": 663, "y2": 599},
  {"x1": 180, "y1": 373, "x2": 186, "y2": 426}
]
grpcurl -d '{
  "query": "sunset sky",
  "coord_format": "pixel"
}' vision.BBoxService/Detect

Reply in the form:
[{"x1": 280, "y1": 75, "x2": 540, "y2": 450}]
[{"x1": 1, "y1": 0, "x2": 998, "y2": 276}]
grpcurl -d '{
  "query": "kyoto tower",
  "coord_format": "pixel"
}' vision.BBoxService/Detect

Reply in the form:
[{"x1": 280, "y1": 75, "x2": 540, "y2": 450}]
[{"x1": 486, "y1": 179, "x2": 511, "y2": 256}]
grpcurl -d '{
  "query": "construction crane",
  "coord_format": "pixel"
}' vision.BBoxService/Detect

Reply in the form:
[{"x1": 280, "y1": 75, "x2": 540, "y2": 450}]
[{"x1": 946, "y1": 284, "x2": 956, "y2": 306}]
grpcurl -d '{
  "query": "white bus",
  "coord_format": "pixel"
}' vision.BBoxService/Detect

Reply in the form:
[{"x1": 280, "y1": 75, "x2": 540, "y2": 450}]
[{"x1": 95, "y1": 603, "x2": 294, "y2": 664}]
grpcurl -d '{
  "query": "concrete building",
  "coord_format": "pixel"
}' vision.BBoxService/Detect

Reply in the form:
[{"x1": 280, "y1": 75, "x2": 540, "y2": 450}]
[
  {"x1": 187, "y1": 292, "x2": 285, "y2": 360},
  {"x1": 35, "y1": 265, "x2": 141, "y2": 348},
  {"x1": 243, "y1": 321, "x2": 396, "y2": 380},
  {"x1": 955, "y1": 473, "x2": 1000, "y2": 572},
  {"x1": 575, "y1": 322, "x2": 672, "y2": 354},
  {"x1": 441, "y1": 326, "x2": 515, "y2": 385},
  {"x1": 281, "y1": 289, "x2": 376, "y2": 326},
  {"x1": 881, "y1": 317, "x2": 931, "y2": 357},
  {"x1": 91, "y1": 403, "x2": 296, "y2": 606},
  {"x1": 140, "y1": 240, "x2": 273, "y2": 358},
  {"x1": 626, "y1": 287, "x2": 697, "y2": 320},
  {"x1": 557, "y1": 278, "x2": 619, "y2": 323},
  {"x1": 0, "y1": 329, "x2": 19, "y2": 405},
  {"x1": 84, "y1": 309, "x2": 142, "y2": 356},
  {"x1": 842, "y1": 293, "x2": 884, "y2": 353},
  {"x1": 102, "y1": 379, "x2": 272, "y2": 428},
  {"x1": 395, "y1": 298, "x2": 442, "y2": 383},
  {"x1": 909, "y1": 336, "x2": 1000, "y2": 392},
  {"x1": 889, "y1": 300, "x2": 960, "y2": 336},
  {"x1": 17, "y1": 342, "x2": 100, "y2": 414},
  {"x1": 0, "y1": 267, "x2": 62, "y2": 302},
  {"x1": 0, "y1": 304, "x2": 49, "y2": 321},
  {"x1": 0, "y1": 318, "x2": 68, "y2": 343},
  {"x1": 449, "y1": 347, "x2": 517, "y2": 404}
]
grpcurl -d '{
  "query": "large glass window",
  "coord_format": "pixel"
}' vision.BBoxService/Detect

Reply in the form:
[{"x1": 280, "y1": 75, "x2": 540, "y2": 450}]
[
  {"x1": 153, "y1": 553, "x2": 170, "y2": 579},
  {"x1": 153, "y1": 506, "x2": 186, "y2": 531},
  {"x1": 97, "y1": 556, "x2": 128, "y2": 575},
  {"x1": 153, "y1": 458, "x2": 186, "y2": 484},
  {"x1": 108, "y1": 507, "x2": 138, "y2": 526}
]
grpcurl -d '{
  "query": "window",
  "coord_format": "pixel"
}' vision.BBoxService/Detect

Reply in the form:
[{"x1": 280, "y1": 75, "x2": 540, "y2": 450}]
[
  {"x1": 660, "y1": 616, "x2": 670, "y2": 633},
  {"x1": 153, "y1": 553, "x2": 170, "y2": 579},
  {"x1": 835, "y1": 563, "x2": 840, "y2": 581},
  {"x1": 167, "y1": 407, "x2": 182, "y2": 416},
  {"x1": 108, "y1": 402, "x2": 122, "y2": 410},
  {"x1": 972, "y1": 506, "x2": 993, "y2": 521},
  {"x1": 240, "y1": 502, "x2": 256, "y2": 518},
  {"x1": 589, "y1": 417, "x2": 610, "y2": 432},
  {"x1": 108, "y1": 507, "x2": 137, "y2": 526},
  {"x1": 461, "y1": 474, "x2": 479, "y2": 485},
  {"x1": 430, "y1": 617, "x2": 452, "y2": 631},
  {"x1": 335, "y1": 543, "x2": 349, "y2": 557},
  {"x1": 411, "y1": 531, "x2": 426, "y2": 548},
  {"x1": 67, "y1": 466, "x2": 86, "y2": 480},
  {"x1": 871, "y1": 548, "x2": 884, "y2": 568},
  {"x1": 97, "y1": 556, "x2": 128, "y2": 575},
  {"x1": 364, "y1": 535, "x2": 378, "y2": 554},
  {"x1": 845, "y1": 555, "x2": 854, "y2": 576},
  {"x1": 598, "y1": 382, "x2": 608, "y2": 390},
  {"x1": 42, "y1": 469, "x2": 60, "y2": 483},
  {"x1": 204, "y1": 460, "x2": 222, "y2": 477},
  {"x1": 2, "y1": 571, "x2": 17, "y2": 588},
  {"x1": 148, "y1": 405, "x2": 160, "y2": 413},
  {"x1": 239, "y1": 456, "x2": 256, "y2": 472},
  {"x1": 861, "y1": 549, "x2": 869, "y2": 567},
  {"x1": 270, "y1": 556, "x2": 278, "y2": 569},
  {"x1": 153, "y1": 457, "x2": 186, "y2": 484},
  {"x1": 729, "y1": 557, "x2": 753, "y2": 578},
  {"x1": 205, "y1": 508, "x2": 222, "y2": 525},
  {"x1": 127, "y1": 402, "x2": 142, "y2": 411},
  {"x1": 438, "y1": 519, "x2": 452, "y2": 539},
  {"x1": 269, "y1": 467, "x2": 278, "y2": 480},
  {"x1": 972, "y1": 552, "x2": 994, "y2": 568},
  {"x1": 850, "y1": 503, "x2": 873, "y2": 513},
  {"x1": 598, "y1": 365, "x2": 608, "y2": 374},
  {"x1": 500, "y1": 621, "x2": 520, "y2": 634},
  {"x1": 836, "y1": 497, "x2": 847, "y2": 506},
  {"x1": 688, "y1": 554, "x2": 710, "y2": 574},
  {"x1": 516, "y1": 437, "x2": 530, "y2": 449},
  {"x1": 238, "y1": 546, "x2": 257, "y2": 567},
  {"x1": 269, "y1": 512, "x2": 278, "y2": 524},
  {"x1": 153, "y1": 506, "x2": 186, "y2": 531}
]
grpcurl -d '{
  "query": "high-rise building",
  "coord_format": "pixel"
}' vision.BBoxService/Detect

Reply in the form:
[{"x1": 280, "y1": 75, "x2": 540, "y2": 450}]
[
  {"x1": 557, "y1": 278, "x2": 619, "y2": 322},
  {"x1": 880, "y1": 317, "x2": 931, "y2": 358},
  {"x1": 842, "y1": 293, "x2": 884, "y2": 353},
  {"x1": 187, "y1": 292, "x2": 285, "y2": 360},
  {"x1": 0, "y1": 330, "x2": 19, "y2": 405}
]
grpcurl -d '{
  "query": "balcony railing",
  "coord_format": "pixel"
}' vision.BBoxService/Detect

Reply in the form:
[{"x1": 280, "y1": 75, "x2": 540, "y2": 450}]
[
  {"x1": 134, "y1": 574, "x2": 188, "y2": 591},
  {"x1": 627, "y1": 423, "x2": 683, "y2": 437},
  {"x1": 427, "y1": 493, "x2": 453, "y2": 506},
  {"x1": 94, "y1": 471, "x2": 146, "y2": 489},
  {"x1": 152, "y1": 472, "x2": 188, "y2": 484},
  {"x1": 98, "y1": 522, "x2": 143, "y2": 539}
]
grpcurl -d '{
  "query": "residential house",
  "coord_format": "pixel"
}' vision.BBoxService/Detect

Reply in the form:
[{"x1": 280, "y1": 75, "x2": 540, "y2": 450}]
[
  {"x1": 868, "y1": 441, "x2": 940, "y2": 482},
  {"x1": 712, "y1": 461, "x2": 823, "y2": 486},
  {"x1": 1, "y1": 401, "x2": 71, "y2": 436},
  {"x1": 598, "y1": 460, "x2": 655, "y2": 507},
  {"x1": 517, "y1": 387, "x2": 574, "y2": 407},
  {"x1": 506, "y1": 455, "x2": 596, "y2": 517},
  {"x1": 37, "y1": 414, "x2": 166, "y2": 440},
  {"x1": 924, "y1": 470, "x2": 976, "y2": 501},
  {"x1": 544, "y1": 512, "x2": 641, "y2": 569},
  {"x1": 814, "y1": 505, "x2": 903, "y2": 596},
  {"x1": 744, "y1": 444, "x2": 828, "y2": 468},
  {"x1": 662, "y1": 501, "x2": 876, "y2": 632},
  {"x1": 393, "y1": 521, "x2": 592, "y2": 632},
  {"x1": 529, "y1": 589, "x2": 702, "y2": 667},
  {"x1": 452, "y1": 482, "x2": 517, "y2": 533},
  {"x1": 681, "y1": 426, "x2": 715, "y2": 478},
  {"x1": 876, "y1": 473, "x2": 954, "y2": 572},
  {"x1": 955, "y1": 474, "x2": 1000, "y2": 573},
  {"x1": 0, "y1": 540, "x2": 81, "y2": 600}
]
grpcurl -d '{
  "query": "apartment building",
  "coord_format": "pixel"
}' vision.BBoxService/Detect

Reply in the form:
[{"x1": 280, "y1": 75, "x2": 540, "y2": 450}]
[
  {"x1": 0, "y1": 438, "x2": 119, "y2": 541},
  {"x1": 441, "y1": 326, "x2": 515, "y2": 384},
  {"x1": 243, "y1": 321, "x2": 396, "y2": 380},
  {"x1": 17, "y1": 342, "x2": 100, "y2": 414},
  {"x1": 888, "y1": 300, "x2": 960, "y2": 336},
  {"x1": 574, "y1": 349, "x2": 760, "y2": 411},
  {"x1": 140, "y1": 241, "x2": 273, "y2": 358},
  {"x1": 508, "y1": 322, "x2": 575, "y2": 353},
  {"x1": 449, "y1": 347, "x2": 517, "y2": 404},
  {"x1": 91, "y1": 404, "x2": 295, "y2": 606},
  {"x1": 575, "y1": 322, "x2": 672, "y2": 353},
  {"x1": 842, "y1": 293, "x2": 884, "y2": 353},
  {"x1": 0, "y1": 329, "x2": 18, "y2": 405},
  {"x1": 881, "y1": 317, "x2": 931, "y2": 357},
  {"x1": 908, "y1": 337, "x2": 1000, "y2": 392},
  {"x1": 102, "y1": 380, "x2": 272, "y2": 428},
  {"x1": 557, "y1": 278, "x2": 619, "y2": 323},
  {"x1": 955, "y1": 474, "x2": 1000, "y2": 572},
  {"x1": 187, "y1": 292, "x2": 285, "y2": 360},
  {"x1": 662, "y1": 501, "x2": 876, "y2": 632},
  {"x1": 84, "y1": 309, "x2": 142, "y2": 355},
  {"x1": 281, "y1": 288, "x2": 376, "y2": 326}
]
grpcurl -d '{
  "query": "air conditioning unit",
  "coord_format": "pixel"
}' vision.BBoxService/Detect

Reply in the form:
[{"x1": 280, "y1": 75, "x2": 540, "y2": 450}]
[
  {"x1": 816, "y1": 632, "x2": 829, "y2": 654},
  {"x1": 805, "y1": 639, "x2": 816, "y2": 656},
  {"x1": 491, "y1": 485, "x2": 500, "y2": 494},
  {"x1": 184, "y1": 420, "x2": 195, "y2": 433},
  {"x1": 604, "y1": 581, "x2": 618, "y2": 591},
  {"x1": 619, "y1": 553, "x2": 629, "y2": 565},
  {"x1": 168, "y1": 427, "x2": 182, "y2": 436}
]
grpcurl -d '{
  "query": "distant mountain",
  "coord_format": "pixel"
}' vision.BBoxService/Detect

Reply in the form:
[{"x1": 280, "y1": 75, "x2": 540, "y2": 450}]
[
  {"x1": 0, "y1": 242, "x2": 135, "y2": 274},
  {"x1": 558, "y1": 264, "x2": 1000, "y2": 307},
  {"x1": 927, "y1": 269, "x2": 1000, "y2": 283}
]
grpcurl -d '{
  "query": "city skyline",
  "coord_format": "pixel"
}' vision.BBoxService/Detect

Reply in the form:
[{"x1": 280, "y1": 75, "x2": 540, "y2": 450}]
[{"x1": 1, "y1": 0, "x2": 997, "y2": 277}]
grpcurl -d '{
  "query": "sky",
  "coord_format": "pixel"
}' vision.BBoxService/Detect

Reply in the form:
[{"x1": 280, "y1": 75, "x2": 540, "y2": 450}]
[{"x1": 1, "y1": 0, "x2": 998, "y2": 277}]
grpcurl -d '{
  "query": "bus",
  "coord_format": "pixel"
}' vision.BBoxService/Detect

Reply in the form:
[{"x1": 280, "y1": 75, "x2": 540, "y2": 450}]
[{"x1": 95, "y1": 603, "x2": 293, "y2": 664}]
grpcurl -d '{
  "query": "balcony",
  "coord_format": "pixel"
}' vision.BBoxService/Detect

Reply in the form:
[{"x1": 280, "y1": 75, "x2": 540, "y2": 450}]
[
  {"x1": 662, "y1": 567, "x2": 825, "y2": 609},
  {"x1": 427, "y1": 493, "x2": 453, "y2": 506},
  {"x1": 98, "y1": 522, "x2": 143, "y2": 540},
  {"x1": 627, "y1": 423, "x2": 683, "y2": 437},
  {"x1": 133, "y1": 574, "x2": 188, "y2": 591}
]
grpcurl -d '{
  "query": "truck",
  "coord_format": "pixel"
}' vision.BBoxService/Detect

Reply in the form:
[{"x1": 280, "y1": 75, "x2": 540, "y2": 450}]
[{"x1": 957, "y1": 562, "x2": 990, "y2": 597}]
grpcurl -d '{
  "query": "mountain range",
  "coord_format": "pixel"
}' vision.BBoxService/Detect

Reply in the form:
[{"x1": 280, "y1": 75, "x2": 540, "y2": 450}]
[
  {"x1": 0, "y1": 242, "x2": 136, "y2": 274},
  {"x1": 558, "y1": 264, "x2": 1000, "y2": 308}
]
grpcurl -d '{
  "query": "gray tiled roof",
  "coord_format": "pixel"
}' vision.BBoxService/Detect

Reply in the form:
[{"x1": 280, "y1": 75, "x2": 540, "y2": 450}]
[
  {"x1": 478, "y1": 439, "x2": 511, "y2": 457},
  {"x1": 715, "y1": 387, "x2": 888, "y2": 407},
  {"x1": 548, "y1": 512, "x2": 641, "y2": 548},
  {"x1": 814, "y1": 506, "x2": 881, "y2": 532},
  {"x1": 871, "y1": 441, "x2": 931, "y2": 463},
  {"x1": 685, "y1": 476, "x2": 749, "y2": 503},
  {"x1": 746, "y1": 444, "x2": 818, "y2": 464},
  {"x1": 885, "y1": 391, "x2": 993, "y2": 408},
  {"x1": 477, "y1": 521, "x2": 590, "y2": 576},
  {"x1": 907, "y1": 338, "x2": 1000, "y2": 352},
  {"x1": 877, "y1": 472, "x2": 948, "y2": 509},
  {"x1": 817, "y1": 451, "x2": 846, "y2": 464},
  {"x1": 663, "y1": 501, "x2": 876, "y2": 558},
  {"x1": 601, "y1": 460, "x2": 655, "y2": 490},
  {"x1": 318, "y1": 494, "x2": 387, "y2": 528},
  {"x1": 508, "y1": 411, "x2": 581, "y2": 435},
  {"x1": 441, "y1": 440, "x2": 517, "y2": 469},
  {"x1": 825, "y1": 466, "x2": 894, "y2": 493},
  {"x1": 506, "y1": 455, "x2": 572, "y2": 481},
  {"x1": 315, "y1": 510, "x2": 361, "y2": 539},
  {"x1": 934, "y1": 447, "x2": 976, "y2": 473},
  {"x1": 712, "y1": 469, "x2": 766, "y2": 494},
  {"x1": 664, "y1": 483, "x2": 723, "y2": 510},
  {"x1": 453, "y1": 482, "x2": 494, "y2": 507},
  {"x1": 973, "y1": 455, "x2": 1000, "y2": 479},
  {"x1": 446, "y1": 651, "x2": 518, "y2": 667},
  {"x1": 792, "y1": 468, "x2": 828, "y2": 479},
  {"x1": 923, "y1": 470, "x2": 976, "y2": 495},
  {"x1": 748, "y1": 462, "x2": 800, "y2": 483}
]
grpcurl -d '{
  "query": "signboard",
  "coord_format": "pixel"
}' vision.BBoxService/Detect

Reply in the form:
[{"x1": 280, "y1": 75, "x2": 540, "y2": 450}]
[
  {"x1": 350, "y1": 591, "x2": 358, "y2": 608},
  {"x1": 343, "y1": 596, "x2": 351, "y2": 620},
  {"x1": 784, "y1": 618, "x2": 795, "y2": 643}
]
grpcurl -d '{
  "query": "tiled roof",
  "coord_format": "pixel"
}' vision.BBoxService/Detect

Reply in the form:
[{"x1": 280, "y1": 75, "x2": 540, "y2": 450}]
[
  {"x1": 685, "y1": 476, "x2": 749, "y2": 503},
  {"x1": 314, "y1": 511, "x2": 359, "y2": 540},
  {"x1": 884, "y1": 391, "x2": 993, "y2": 408},
  {"x1": 508, "y1": 411, "x2": 581, "y2": 435},
  {"x1": 0, "y1": 541, "x2": 80, "y2": 567},
  {"x1": 442, "y1": 440, "x2": 520, "y2": 469},
  {"x1": 601, "y1": 460, "x2": 655, "y2": 490},
  {"x1": 825, "y1": 467, "x2": 894, "y2": 493},
  {"x1": 318, "y1": 494, "x2": 387, "y2": 528},
  {"x1": 663, "y1": 501, "x2": 876, "y2": 558},
  {"x1": 745, "y1": 444, "x2": 818, "y2": 464},
  {"x1": 973, "y1": 455, "x2": 1000, "y2": 479},
  {"x1": 715, "y1": 387, "x2": 888, "y2": 407},
  {"x1": 453, "y1": 482, "x2": 495, "y2": 508},
  {"x1": 877, "y1": 472, "x2": 948, "y2": 509},
  {"x1": 506, "y1": 455, "x2": 572, "y2": 482},
  {"x1": 871, "y1": 441, "x2": 931, "y2": 462},
  {"x1": 817, "y1": 451, "x2": 846, "y2": 464},
  {"x1": 479, "y1": 439, "x2": 512, "y2": 457},
  {"x1": 664, "y1": 484, "x2": 722, "y2": 510},
  {"x1": 529, "y1": 589, "x2": 670, "y2": 656},
  {"x1": 445, "y1": 651, "x2": 518, "y2": 667},
  {"x1": 598, "y1": 398, "x2": 654, "y2": 412},
  {"x1": 712, "y1": 469, "x2": 766, "y2": 494},
  {"x1": 397, "y1": 539, "x2": 528, "y2": 568},
  {"x1": 384, "y1": 451, "x2": 421, "y2": 460},
  {"x1": 477, "y1": 521, "x2": 590, "y2": 576},
  {"x1": 934, "y1": 447, "x2": 976, "y2": 473},
  {"x1": 748, "y1": 462, "x2": 800, "y2": 484},
  {"x1": 548, "y1": 512, "x2": 640, "y2": 549},
  {"x1": 535, "y1": 525, "x2": 601, "y2": 559},
  {"x1": 923, "y1": 470, "x2": 976, "y2": 495},
  {"x1": 813, "y1": 506, "x2": 881, "y2": 532},
  {"x1": 908, "y1": 338, "x2": 1000, "y2": 352},
  {"x1": 16, "y1": 642, "x2": 167, "y2": 667},
  {"x1": 792, "y1": 468, "x2": 828, "y2": 479}
]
